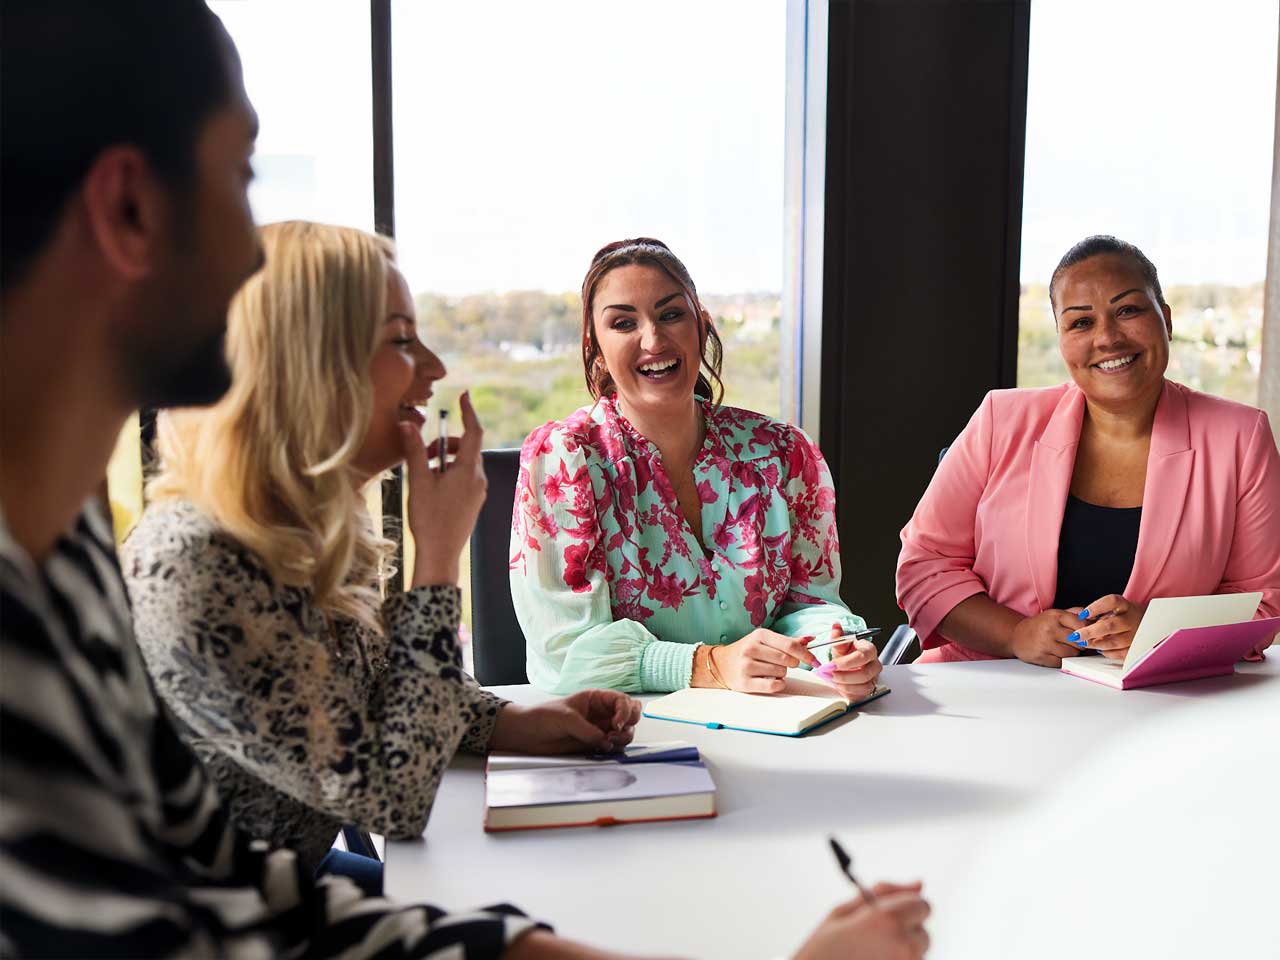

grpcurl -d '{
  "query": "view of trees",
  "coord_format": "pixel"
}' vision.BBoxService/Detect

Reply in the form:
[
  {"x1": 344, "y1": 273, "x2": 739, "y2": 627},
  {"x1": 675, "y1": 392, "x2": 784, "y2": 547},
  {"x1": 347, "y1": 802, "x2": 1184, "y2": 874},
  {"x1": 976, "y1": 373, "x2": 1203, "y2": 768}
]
[
  {"x1": 417, "y1": 290, "x2": 785, "y2": 448},
  {"x1": 105, "y1": 281, "x2": 1265, "y2": 548},
  {"x1": 418, "y1": 281, "x2": 1265, "y2": 453}
]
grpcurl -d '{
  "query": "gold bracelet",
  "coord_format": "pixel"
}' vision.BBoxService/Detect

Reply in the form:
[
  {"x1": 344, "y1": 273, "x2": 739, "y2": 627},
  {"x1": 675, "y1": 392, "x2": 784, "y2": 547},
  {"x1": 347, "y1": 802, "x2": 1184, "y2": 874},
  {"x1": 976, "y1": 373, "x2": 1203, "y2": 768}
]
[{"x1": 705, "y1": 644, "x2": 729, "y2": 689}]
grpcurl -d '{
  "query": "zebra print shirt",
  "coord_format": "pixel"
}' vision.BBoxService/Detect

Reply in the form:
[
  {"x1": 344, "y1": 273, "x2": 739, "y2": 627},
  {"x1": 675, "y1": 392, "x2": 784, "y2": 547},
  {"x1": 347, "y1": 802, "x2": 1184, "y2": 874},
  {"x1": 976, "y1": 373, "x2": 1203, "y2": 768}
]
[{"x1": 0, "y1": 501, "x2": 546, "y2": 958}]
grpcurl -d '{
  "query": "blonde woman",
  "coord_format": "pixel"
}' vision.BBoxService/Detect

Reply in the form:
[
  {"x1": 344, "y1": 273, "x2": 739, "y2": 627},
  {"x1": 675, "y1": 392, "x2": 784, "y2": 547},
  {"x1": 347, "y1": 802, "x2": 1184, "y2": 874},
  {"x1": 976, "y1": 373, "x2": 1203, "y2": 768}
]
[{"x1": 122, "y1": 221, "x2": 641, "y2": 892}]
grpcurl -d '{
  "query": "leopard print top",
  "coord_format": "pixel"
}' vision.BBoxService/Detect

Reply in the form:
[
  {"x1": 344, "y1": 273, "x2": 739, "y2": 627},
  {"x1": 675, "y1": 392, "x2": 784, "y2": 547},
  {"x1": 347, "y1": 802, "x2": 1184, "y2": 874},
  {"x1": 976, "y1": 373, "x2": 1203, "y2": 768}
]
[{"x1": 122, "y1": 500, "x2": 506, "y2": 870}]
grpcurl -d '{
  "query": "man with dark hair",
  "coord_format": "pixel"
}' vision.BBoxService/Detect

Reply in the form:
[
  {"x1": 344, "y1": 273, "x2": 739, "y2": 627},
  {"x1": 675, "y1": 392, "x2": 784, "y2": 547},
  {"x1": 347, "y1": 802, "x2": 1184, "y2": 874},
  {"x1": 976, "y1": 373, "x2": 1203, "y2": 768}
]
[{"x1": 0, "y1": 3, "x2": 560, "y2": 956}]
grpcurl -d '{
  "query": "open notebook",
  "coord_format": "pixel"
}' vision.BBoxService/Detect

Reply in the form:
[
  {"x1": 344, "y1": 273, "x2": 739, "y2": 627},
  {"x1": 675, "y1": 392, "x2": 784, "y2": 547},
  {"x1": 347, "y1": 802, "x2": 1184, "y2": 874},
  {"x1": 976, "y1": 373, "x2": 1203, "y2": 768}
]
[
  {"x1": 642, "y1": 670, "x2": 890, "y2": 737},
  {"x1": 1061, "y1": 592, "x2": 1278, "y2": 690},
  {"x1": 484, "y1": 741, "x2": 716, "y2": 832}
]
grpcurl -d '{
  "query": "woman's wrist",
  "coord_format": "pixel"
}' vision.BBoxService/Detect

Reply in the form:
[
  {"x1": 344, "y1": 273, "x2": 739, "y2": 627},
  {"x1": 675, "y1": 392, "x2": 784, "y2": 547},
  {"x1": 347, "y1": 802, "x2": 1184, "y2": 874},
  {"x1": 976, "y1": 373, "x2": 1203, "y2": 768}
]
[
  {"x1": 410, "y1": 557, "x2": 461, "y2": 588},
  {"x1": 689, "y1": 644, "x2": 716, "y2": 688},
  {"x1": 487, "y1": 702, "x2": 529, "y2": 753}
]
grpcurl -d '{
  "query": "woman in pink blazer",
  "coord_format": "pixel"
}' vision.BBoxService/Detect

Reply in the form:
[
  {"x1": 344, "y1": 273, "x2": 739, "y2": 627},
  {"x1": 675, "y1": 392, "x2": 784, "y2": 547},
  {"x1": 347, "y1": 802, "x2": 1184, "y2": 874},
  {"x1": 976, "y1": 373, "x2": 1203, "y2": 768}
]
[{"x1": 897, "y1": 236, "x2": 1280, "y2": 666}]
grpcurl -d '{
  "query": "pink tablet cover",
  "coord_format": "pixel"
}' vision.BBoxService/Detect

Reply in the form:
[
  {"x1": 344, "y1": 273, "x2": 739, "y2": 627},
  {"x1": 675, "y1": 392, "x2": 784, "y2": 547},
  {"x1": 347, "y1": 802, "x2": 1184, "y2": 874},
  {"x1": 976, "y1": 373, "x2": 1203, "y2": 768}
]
[{"x1": 1121, "y1": 616, "x2": 1280, "y2": 689}]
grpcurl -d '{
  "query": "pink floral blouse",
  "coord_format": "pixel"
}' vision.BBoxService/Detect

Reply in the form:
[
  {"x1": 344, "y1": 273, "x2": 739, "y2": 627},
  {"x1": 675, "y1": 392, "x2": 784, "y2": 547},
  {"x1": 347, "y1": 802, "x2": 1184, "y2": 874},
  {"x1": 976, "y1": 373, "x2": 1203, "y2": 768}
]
[{"x1": 510, "y1": 396, "x2": 864, "y2": 693}]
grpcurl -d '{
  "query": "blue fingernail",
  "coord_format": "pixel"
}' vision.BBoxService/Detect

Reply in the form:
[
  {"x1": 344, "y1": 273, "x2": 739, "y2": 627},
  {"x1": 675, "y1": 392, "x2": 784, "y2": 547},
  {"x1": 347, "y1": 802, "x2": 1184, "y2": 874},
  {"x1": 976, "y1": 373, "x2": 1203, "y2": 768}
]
[
  {"x1": 1067, "y1": 631, "x2": 1080, "y2": 643},
  {"x1": 1074, "y1": 640, "x2": 1087, "y2": 648},
  {"x1": 1079, "y1": 609, "x2": 1090, "y2": 620}
]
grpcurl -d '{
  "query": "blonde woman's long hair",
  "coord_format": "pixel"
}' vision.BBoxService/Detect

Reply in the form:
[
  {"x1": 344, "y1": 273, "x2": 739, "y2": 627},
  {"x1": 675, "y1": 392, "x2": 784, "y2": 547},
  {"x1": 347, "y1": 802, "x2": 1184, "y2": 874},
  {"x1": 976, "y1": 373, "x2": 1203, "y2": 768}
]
[{"x1": 148, "y1": 220, "x2": 397, "y2": 632}]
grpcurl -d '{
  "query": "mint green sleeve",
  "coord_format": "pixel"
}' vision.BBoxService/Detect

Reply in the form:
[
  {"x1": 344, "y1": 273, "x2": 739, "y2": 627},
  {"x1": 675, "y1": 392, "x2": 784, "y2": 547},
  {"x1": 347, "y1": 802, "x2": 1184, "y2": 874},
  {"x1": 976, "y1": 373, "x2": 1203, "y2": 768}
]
[
  {"x1": 509, "y1": 425, "x2": 696, "y2": 694},
  {"x1": 768, "y1": 426, "x2": 867, "y2": 649}
]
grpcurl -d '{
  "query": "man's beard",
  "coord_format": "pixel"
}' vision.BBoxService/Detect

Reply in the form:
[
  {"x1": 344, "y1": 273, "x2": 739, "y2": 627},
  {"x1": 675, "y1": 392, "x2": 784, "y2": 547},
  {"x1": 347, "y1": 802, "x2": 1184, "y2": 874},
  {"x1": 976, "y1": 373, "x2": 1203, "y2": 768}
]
[{"x1": 130, "y1": 324, "x2": 232, "y2": 410}]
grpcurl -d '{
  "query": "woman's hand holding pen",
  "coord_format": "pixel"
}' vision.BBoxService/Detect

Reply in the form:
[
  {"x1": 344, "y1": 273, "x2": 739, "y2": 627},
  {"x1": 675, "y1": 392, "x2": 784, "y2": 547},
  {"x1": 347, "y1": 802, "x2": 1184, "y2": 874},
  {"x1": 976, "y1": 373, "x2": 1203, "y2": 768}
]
[
  {"x1": 818, "y1": 622, "x2": 883, "y2": 702},
  {"x1": 399, "y1": 391, "x2": 487, "y2": 588},
  {"x1": 794, "y1": 882, "x2": 931, "y2": 960},
  {"x1": 693, "y1": 629, "x2": 821, "y2": 693},
  {"x1": 1009, "y1": 608, "x2": 1087, "y2": 667},
  {"x1": 1070, "y1": 594, "x2": 1147, "y2": 660}
]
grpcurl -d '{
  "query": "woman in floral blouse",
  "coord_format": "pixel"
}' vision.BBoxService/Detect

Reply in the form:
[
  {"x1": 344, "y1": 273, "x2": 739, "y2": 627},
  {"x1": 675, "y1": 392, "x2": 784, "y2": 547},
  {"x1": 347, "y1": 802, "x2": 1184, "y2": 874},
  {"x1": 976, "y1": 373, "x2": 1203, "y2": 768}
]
[{"x1": 511, "y1": 238, "x2": 883, "y2": 698}]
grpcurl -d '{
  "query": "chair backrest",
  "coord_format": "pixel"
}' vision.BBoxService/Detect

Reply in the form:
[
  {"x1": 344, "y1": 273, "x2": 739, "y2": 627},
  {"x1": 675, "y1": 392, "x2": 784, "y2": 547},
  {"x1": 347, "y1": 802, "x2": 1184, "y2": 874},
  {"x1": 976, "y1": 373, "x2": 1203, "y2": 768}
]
[
  {"x1": 469, "y1": 449, "x2": 529, "y2": 686},
  {"x1": 880, "y1": 624, "x2": 919, "y2": 666},
  {"x1": 884, "y1": 445, "x2": 950, "y2": 665}
]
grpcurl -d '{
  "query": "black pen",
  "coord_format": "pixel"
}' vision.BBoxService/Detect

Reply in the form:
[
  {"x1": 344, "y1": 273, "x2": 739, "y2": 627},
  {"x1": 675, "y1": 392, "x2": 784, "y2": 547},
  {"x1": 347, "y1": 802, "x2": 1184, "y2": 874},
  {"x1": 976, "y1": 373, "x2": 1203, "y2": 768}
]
[
  {"x1": 828, "y1": 836, "x2": 877, "y2": 905},
  {"x1": 436, "y1": 410, "x2": 449, "y2": 475},
  {"x1": 807, "y1": 627, "x2": 881, "y2": 652}
]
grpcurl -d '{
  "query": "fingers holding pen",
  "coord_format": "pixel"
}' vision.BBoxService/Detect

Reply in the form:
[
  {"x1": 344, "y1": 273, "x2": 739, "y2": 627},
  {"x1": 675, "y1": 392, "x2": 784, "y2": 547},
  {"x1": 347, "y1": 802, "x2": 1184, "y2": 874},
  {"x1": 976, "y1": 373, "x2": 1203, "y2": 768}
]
[
  {"x1": 456, "y1": 389, "x2": 484, "y2": 464},
  {"x1": 402, "y1": 392, "x2": 488, "y2": 587},
  {"x1": 424, "y1": 435, "x2": 462, "y2": 466},
  {"x1": 399, "y1": 420, "x2": 431, "y2": 485},
  {"x1": 1069, "y1": 594, "x2": 1145, "y2": 660}
]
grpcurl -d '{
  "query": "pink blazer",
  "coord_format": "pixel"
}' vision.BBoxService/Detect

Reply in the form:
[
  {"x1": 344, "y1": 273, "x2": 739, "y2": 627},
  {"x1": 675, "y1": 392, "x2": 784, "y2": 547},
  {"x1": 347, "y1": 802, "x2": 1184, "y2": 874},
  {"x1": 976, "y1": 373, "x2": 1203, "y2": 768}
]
[{"x1": 897, "y1": 380, "x2": 1280, "y2": 663}]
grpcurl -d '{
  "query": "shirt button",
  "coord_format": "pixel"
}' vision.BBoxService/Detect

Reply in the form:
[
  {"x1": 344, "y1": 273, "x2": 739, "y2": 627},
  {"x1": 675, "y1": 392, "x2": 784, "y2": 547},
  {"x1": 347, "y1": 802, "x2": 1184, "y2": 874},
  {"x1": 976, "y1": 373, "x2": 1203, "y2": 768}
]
[
  {"x1": 718, "y1": 600, "x2": 727, "y2": 610},
  {"x1": 719, "y1": 635, "x2": 727, "y2": 643}
]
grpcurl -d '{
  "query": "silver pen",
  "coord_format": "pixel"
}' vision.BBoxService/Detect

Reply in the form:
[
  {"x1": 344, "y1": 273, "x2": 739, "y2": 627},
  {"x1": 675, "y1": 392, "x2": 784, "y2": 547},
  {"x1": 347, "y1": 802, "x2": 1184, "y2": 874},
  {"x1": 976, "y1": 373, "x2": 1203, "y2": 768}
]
[{"x1": 807, "y1": 627, "x2": 881, "y2": 651}]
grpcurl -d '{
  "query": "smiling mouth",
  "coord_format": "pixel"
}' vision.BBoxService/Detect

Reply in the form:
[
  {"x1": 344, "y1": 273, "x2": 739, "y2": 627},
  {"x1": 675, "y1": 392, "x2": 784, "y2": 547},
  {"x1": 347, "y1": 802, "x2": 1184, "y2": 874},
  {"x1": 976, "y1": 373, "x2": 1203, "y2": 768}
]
[
  {"x1": 1093, "y1": 353, "x2": 1139, "y2": 373},
  {"x1": 637, "y1": 358, "x2": 681, "y2": 380},
  {"x1": 398, "y1": 396, "x2": 430, "y2": 424}
]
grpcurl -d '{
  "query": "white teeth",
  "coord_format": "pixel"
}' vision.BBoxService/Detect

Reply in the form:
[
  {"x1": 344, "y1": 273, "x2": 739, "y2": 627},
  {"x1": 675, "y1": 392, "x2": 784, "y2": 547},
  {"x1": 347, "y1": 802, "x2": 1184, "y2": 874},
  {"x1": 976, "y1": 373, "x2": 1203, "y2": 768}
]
[
  {"x1": 639, "y1": 358, "x2": 678, "y2": 373},
  {"x1": 1097, "y1": 355, "x2": 1136, "y2": 371}
]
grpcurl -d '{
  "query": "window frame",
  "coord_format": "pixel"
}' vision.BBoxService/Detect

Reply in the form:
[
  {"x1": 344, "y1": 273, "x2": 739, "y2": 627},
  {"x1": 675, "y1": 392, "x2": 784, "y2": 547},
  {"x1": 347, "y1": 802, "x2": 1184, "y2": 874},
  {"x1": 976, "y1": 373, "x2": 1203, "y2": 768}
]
[
  {"x1": 782, "y1": 0, "x2": 828, "y2": 437},
  {"x1": 133, "y1": 0, "x2": 824, "y2": 585}
]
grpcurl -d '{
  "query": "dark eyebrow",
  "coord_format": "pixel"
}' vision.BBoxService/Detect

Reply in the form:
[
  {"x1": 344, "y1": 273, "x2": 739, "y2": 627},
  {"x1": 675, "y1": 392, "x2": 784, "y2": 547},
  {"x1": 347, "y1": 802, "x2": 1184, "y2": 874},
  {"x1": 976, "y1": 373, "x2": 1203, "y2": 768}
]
[
  {"x1": 602, "y1": 291, "x2": 684, "y2": 313},
  {"x1": 1109, "y1": 288, "x2": 1141, "y2": 303},
  {"x1": 1062, "y1": 304, "x2": 1091, "y2": 313}
]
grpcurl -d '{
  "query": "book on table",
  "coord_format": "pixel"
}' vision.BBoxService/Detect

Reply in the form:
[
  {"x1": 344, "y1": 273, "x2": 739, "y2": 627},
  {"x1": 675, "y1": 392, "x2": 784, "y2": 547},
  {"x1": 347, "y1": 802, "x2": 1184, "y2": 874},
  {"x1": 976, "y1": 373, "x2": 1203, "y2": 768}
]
[
  {"x1": 642, "y1": 670, "x2": 890, "y2": 737},
  {"x1": 1060, "y1": 591, "x2": 1279, "y2": 690},
  {"x1": 483, "y1": 741, "x2": 716, "y2": 832}
]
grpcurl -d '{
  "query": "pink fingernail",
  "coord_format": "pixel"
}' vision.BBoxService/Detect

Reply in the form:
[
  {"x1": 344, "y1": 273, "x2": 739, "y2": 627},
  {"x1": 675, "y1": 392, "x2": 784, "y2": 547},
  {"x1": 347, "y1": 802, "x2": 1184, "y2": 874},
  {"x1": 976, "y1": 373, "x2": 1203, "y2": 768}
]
[{"x1": 815, "y1": 662, "x2": 837, "y2": 679}]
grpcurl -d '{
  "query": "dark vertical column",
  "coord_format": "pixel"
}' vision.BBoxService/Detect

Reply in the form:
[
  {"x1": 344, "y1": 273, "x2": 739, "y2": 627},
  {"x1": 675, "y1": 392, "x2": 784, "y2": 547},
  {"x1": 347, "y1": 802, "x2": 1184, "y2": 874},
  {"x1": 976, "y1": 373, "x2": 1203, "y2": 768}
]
[
  {"x1": 819, "y1": 0, "x2": 1030, "y2": 635},
  {"x1": 372, "y1": 0, "x2": 404, "y2": 590}
]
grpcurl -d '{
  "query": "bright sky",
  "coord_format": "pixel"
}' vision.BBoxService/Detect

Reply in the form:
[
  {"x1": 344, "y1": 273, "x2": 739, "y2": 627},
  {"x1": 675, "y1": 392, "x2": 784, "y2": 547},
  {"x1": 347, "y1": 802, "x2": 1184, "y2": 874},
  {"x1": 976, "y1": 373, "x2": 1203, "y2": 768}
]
[
  {"x1": 1021, "y1": 0, "x2": 1278, "y2": 285},
  {"x1": 211, "y1": 0, "x2": 1277, "y2": 294}
]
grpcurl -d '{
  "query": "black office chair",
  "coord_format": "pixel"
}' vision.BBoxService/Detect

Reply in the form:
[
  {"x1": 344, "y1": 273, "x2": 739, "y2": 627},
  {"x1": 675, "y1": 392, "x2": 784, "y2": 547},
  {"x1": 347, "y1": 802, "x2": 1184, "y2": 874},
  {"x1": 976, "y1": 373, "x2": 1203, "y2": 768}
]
[
  {"x1": 881, "y1": 444, "x2": 951, "y2": 666},
  {"x1": 881, "y1": 624, "x2": 919, "y2": 665},
  {"x1": 341, "y1": 825, "x2": 380, "y2": 861},
  {"x1": 469, "y1": 449, "x2": 529, "y2": 686}
]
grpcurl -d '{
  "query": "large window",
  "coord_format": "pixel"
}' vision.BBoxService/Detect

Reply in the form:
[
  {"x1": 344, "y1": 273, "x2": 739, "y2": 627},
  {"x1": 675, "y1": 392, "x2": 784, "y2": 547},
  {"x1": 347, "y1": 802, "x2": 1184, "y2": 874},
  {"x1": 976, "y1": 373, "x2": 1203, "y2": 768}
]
[
  {"x1": 106, "y1": 0, "x2": 377, "y2": 543},
  {"x1": 1018, "y1": 0, "x2": 1278, "y2": 403},
  {"x1": 391, "y1": 0, "x2": 789, "y2": 446},
  {"x1": 105, "y1": 0, "x2": 800, "y2": 627},
  {"x1": 211, "y1": 0, "x2": 373, "y2": 229}
]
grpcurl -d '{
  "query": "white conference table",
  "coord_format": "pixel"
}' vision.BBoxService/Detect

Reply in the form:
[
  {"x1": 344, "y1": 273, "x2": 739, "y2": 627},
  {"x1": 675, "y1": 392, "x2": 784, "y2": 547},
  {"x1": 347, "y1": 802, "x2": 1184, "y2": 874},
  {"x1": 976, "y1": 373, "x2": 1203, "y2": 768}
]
[{"x1": 387, "y1": 658, "x2": 1280, "y2": 959}]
